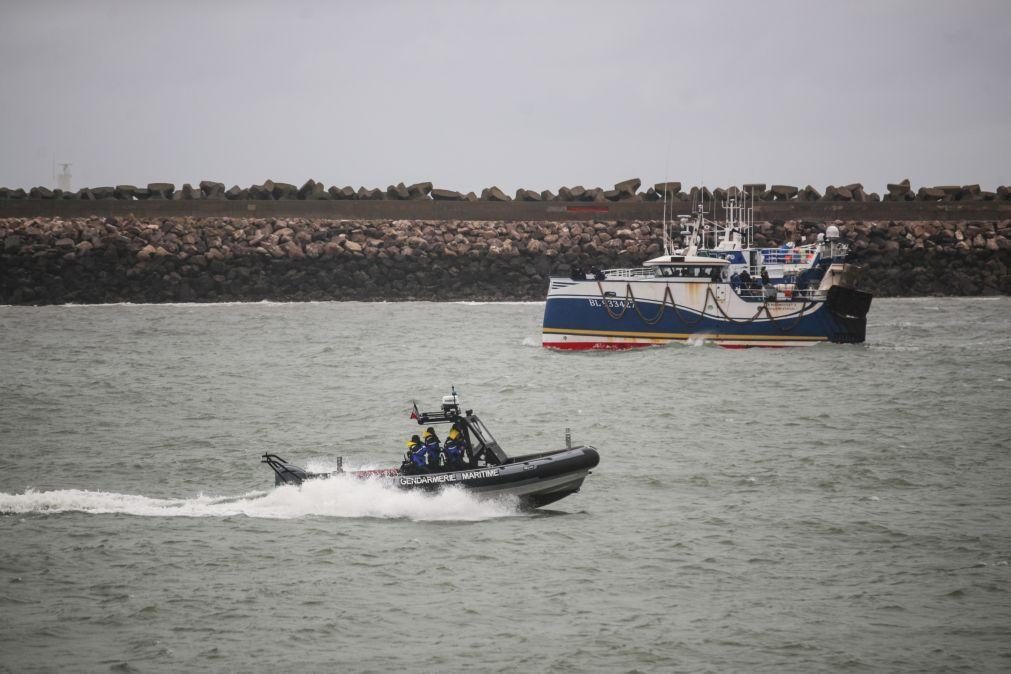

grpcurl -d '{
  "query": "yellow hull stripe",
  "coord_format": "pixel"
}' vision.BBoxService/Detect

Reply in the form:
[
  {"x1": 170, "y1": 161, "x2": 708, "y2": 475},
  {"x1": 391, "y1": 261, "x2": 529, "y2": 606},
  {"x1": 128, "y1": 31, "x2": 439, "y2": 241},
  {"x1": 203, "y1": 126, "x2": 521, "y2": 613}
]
[{"x1": 542, "y1": 327, "x2": 828, "y2": 342}]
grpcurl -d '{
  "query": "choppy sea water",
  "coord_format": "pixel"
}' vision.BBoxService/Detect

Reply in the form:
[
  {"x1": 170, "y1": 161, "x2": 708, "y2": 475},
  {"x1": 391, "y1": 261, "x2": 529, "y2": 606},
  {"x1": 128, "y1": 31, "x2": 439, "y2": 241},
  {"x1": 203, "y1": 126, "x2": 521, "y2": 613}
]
[{"x1": 1, "y1": 298, "x2": 1009, "y2": 673}]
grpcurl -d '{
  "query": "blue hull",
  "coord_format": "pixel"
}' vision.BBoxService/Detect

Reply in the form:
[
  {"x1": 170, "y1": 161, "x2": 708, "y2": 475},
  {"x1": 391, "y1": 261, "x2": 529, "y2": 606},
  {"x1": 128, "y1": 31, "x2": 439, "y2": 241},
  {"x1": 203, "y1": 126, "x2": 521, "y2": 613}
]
[{"x1": 542, "y1": 286, "x2": 868, "y2": 348}]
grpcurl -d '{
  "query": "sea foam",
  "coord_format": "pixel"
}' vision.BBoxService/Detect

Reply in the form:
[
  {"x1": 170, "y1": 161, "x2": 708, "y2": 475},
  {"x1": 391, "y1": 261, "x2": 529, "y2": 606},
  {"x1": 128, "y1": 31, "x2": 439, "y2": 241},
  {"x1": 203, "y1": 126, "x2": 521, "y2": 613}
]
[{"x1": 0, "y1": 476, "x2": 520, "y2": 522}]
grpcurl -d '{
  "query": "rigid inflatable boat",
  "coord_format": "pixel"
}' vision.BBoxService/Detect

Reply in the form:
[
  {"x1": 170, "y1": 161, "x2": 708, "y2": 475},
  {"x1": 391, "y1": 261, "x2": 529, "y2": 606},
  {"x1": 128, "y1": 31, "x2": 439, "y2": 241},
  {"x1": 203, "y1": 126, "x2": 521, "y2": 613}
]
[{"x1": 262, "y1": 390, "x2": 599, "y2": 509}]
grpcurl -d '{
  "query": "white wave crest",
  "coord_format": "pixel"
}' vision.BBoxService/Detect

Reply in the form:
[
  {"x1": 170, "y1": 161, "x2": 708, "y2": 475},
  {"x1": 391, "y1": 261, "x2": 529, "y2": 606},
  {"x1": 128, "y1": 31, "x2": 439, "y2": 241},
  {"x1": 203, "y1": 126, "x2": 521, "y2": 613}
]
[
  {"x1": 0, "y1": 476, "x2": 520, "y2": 522},
  {"x1": 685, "y1": 334, "x2": 713, "y2": 347}
]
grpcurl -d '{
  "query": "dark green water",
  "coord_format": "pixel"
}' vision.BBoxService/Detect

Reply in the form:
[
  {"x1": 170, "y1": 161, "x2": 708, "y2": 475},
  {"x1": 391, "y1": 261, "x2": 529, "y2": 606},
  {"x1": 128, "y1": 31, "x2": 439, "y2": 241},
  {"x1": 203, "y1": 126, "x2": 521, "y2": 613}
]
[{"x1": 2, "y1": 299, "x2": 1009, "y2": 672}]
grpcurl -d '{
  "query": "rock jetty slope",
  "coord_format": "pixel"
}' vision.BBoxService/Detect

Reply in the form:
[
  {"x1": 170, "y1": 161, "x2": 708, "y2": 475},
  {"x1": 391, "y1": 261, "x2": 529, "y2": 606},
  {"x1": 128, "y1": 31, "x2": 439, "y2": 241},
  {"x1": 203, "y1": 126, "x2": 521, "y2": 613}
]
[{"x1": 2, "y1": 217, "x2": 1008, "y2": 304}]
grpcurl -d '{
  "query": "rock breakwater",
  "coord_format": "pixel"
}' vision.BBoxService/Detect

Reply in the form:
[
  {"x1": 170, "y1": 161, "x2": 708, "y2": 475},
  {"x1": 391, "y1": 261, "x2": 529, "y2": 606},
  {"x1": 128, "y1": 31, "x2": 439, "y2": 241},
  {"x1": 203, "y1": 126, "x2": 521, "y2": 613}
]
[
  {"x1": 3, "y1": 178, "x2": 1011, "y2": 204},
  {"x1": 2, "y1": 217, "x2": 1009, "y2": 304}
]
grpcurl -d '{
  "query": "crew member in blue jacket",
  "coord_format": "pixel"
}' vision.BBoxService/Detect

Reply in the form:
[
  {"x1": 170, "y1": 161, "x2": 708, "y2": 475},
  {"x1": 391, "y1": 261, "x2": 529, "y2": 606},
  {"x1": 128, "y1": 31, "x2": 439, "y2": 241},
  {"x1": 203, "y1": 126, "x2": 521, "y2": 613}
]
[
  {"x1": 401, "y1": 434, "x2": 427, "y2": 474},
  {"x1": 422, "y1": 427, "x2": 443, "y2": 471},
  {"x1": 443, "y1": 425, "x2": 466, "y2": 470}
]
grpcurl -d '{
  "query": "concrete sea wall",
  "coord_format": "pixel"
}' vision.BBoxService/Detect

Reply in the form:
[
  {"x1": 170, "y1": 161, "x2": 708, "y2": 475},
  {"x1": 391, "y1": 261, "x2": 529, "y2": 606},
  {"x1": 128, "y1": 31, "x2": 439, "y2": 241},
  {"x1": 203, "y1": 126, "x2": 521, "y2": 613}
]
[{"x1": 2, "y1": 216, "x2": 1009, "y2": 304}]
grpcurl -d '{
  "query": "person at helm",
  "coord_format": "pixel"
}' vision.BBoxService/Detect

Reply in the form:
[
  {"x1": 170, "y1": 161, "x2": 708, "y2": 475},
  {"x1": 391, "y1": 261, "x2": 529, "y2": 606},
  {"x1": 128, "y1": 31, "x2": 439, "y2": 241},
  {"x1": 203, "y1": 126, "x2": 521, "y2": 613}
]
[
  {"x1": 422, "y1": 427, "x2": 443, "y2": 471},
  {"x1": 443, "y1": 424, "x2": 466, "y2": 470}
]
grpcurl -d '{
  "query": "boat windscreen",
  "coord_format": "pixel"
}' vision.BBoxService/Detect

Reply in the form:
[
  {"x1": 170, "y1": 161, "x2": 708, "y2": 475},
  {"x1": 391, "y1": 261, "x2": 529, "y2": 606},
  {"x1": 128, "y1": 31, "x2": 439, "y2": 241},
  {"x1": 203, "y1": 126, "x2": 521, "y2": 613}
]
[{"x1": 466, "y1": 415, "x2": 509, "y2": 464}]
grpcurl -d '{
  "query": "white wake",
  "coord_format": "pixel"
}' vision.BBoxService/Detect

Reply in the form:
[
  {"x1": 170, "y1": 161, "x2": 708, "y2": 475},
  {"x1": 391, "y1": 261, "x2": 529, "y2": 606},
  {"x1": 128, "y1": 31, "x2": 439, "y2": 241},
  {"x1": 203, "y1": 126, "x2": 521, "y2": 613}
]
[{"x1": 0, "y1": 475, "x2": 520, "y2": 522}]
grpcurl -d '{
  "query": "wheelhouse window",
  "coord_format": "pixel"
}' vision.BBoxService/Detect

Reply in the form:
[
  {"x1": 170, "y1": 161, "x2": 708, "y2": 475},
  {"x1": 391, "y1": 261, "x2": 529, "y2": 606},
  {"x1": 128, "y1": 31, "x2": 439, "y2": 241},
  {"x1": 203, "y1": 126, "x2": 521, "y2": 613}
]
[{"x1": 655, "y1": 265, "x2": 720, "y2": 278}]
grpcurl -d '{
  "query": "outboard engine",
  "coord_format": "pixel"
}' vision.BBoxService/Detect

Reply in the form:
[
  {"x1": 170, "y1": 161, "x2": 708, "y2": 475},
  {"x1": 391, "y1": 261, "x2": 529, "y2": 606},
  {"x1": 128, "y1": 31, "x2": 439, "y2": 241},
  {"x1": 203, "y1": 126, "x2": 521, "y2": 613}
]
[{"x1": 261, "y1": 454, "x2": 339, "y2": 486}]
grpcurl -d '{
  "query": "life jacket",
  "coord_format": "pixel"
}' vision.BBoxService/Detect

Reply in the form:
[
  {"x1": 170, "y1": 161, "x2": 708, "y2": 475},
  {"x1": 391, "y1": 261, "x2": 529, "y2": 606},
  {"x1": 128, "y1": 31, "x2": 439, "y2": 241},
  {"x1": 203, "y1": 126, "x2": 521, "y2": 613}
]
[
  {"x1": 444, "y1": 440, "x2": 463, "y2": 460},
  {"x1": 424, "y1": 438, "x2": 442, "y2": 467},
  {"x1": 406, "y1": 441, "x2": 427, "y2": 468}
]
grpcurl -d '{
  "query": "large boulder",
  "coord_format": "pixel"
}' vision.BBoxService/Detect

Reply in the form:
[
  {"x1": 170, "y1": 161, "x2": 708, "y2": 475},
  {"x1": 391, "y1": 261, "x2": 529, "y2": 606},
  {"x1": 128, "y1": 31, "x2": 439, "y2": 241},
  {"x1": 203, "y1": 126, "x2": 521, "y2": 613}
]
[
  {"x1": 329, "y1": 185, "x2": 356, "y2": 200},
  {"x1": 387, "y1": 182, "x2": 410, "y2": 200},
  {"x1": 557, "y1": 186, "x2": 573, "y2": 201},
  {"x1": 653, "y1": 181, "x2": 680, "y2": 198},
  {"x1": 688, "y1": 186, "x2": 713, "y2": 202},
  {"x1": 481, "y1": 186, "x2": 510, "y2": 201},
  {"x1": 180, "y1": 183, "x2": 200, "y2": 200},
  {"x1": 801, "y1": 185, "x2": 822, "y2": 201},
  {"x1": 516, "y1": 188, "x2": 541, "y2": 201},
  {"x1": 271, "y1": 182, "x2": 298, "y2": 199},
  {"x1": 886, "y1": 179, "x2": 913, "y2": 201},
  {"x1": 852, "y1": 187, "x2": 869, "y2": 202},
  {"x1": 569, "y1": 185, "x2": 586, "y2": 200},
  {"x1": 225, "y1": 185, "x2": 244, "y2": 200},
  {"x1": 407, "y1": 182, "x2": 433, "y2": 199},
  {"x1": 29, "y1": 186, "x2": 56, "y2": 199},
  {"x1": 358, "y1": 187, "x2": 384, "y2": 200},
  {"x1": 770, "y1": 184, "x2": 799, "y2": 200},
  {"x1": 431, "y1": 188, "x2": 464, "y2": 201},
  {"x1": 298, "y1": 179, "x2": 317, "y2": 199},
  {"x1": 297, "y1": 179, "x2": 329, "y2": 200},
  {"x1": 957, "y1": 184, "x2": 981, "y2": 200},
  {"x1": 147, "y1": 182, "x2": 175, "y2": 199},
  {"x1": 833, "y1": 186, "x2": 853, "y2": 201},
  {"x1": 917, "y1": 187, "x2": 946, "y2": 201},
  {"x1": 822, "y1": 185, "x2": 853, "y2": 201},
  {"x1": 249, "y1": 183, "x2": 272, "y2": 199},
  {"x1": 115, "y1": 185, "x2": 138, "y2": 199},
  {"x1": 199, "y1": 181, "x2": 226, "y2": 199},
  {"x1": 614, "y1": 177, "x2": 641, "y2": 196}
]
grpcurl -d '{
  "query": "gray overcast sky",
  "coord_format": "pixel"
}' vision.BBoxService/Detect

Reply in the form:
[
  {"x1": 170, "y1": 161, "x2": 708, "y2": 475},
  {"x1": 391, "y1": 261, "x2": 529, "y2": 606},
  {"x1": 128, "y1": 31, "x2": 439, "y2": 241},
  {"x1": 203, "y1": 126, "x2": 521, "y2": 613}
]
[{"x1": 2, "y1": 0, "x2": 1009, "y2": 194}]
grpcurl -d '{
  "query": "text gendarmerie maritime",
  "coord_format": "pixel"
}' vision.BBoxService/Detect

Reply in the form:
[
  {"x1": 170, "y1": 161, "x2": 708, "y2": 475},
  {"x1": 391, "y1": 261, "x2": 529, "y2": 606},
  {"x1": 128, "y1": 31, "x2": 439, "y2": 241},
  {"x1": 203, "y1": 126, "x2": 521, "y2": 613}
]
[{"x1": 399, "y1": 468, "x2": 501, "y2": 486}]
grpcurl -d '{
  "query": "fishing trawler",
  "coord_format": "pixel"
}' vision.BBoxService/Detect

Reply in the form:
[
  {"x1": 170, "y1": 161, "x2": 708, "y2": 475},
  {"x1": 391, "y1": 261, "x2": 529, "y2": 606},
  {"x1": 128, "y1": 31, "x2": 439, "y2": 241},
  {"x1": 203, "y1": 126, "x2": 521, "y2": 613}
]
[
  {"x1": 261, "y1": 389, "x2": 600, "y2": 509},
  {"x1": 542, "y1": 189, "x2": 872, "y2": 349}
]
